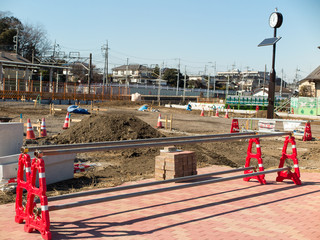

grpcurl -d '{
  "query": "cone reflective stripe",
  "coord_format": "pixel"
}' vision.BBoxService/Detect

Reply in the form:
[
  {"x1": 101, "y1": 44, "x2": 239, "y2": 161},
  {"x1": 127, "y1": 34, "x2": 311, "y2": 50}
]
[
  {"x1": 39, "y1": 172, "x2": 46, "y2": 178},
  {"x1": 276, "y1": 136, "x2": 301, "y2": 185},
  {"x1": 156, "y1": 114, "x2": 163, "y2": 128},
  {"x1": 243, "y1": 138, "x2": 266, "y2": 184},
  {"x1": 40, "y1": 118, "x2": 47, "y2": 137},
  {"x1": 26, "y1": 119, "x2": 36, "y2": 139},
  {"x1": 41, "y1": 205, "x2": 49, "y2": 211},
  {"x1": 63, "y1": 113, "x2": 70, "y2": 129}
]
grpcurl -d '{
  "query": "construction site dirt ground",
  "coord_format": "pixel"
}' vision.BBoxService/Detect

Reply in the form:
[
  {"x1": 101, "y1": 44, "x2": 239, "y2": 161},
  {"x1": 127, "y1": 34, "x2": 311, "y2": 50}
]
[{"x1": 1, "y1": 100, "x2": 320, "y2": 204}]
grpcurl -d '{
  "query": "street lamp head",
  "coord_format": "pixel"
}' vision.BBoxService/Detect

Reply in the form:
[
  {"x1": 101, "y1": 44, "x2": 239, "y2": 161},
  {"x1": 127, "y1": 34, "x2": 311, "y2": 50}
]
[{"x1": 318, "y1": 46, "x2": 320, "y2": 49}]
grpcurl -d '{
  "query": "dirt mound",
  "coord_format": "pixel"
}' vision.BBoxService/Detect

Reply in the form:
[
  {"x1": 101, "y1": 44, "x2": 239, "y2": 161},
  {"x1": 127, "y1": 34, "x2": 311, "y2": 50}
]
[{"x1": 47, "y1": 113, "x2": 164, "y2": 144}]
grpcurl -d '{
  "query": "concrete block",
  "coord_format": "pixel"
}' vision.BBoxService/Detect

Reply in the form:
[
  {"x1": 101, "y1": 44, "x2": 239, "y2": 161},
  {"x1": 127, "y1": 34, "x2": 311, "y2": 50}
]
[
  {"x1": 0, "y1": 153, "x2": 20, "y2": 165},
  {"x1": 0, "y1": 123, "x2": 23, "y2": 156},
  {"x1": 0, "y1": 161, "x2": 18, "y2": 180},
  {"x1": 41, "y1": 153, "x2": 76, "y2": 185},
  {"x1": 0, "y1": 152, "x2": 76, "y2": 185}
]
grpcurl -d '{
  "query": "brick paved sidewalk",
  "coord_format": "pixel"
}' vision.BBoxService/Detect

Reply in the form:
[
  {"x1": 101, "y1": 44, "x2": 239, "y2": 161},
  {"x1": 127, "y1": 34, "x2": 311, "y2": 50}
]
[{"x1": 0, "y1": 165, "x2": 319, "y2": 240}]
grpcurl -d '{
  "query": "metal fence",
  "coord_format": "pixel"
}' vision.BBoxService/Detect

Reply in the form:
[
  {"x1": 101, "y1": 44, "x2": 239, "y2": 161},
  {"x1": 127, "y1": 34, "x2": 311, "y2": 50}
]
[{"x1": 226, "y1": 95, "x2": 286, "y2": 109}]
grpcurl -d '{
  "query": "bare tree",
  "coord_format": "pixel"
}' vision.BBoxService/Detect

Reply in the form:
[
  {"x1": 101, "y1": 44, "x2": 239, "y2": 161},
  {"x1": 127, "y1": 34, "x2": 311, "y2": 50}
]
[{"x1": 19, "y1": 23, "x2": 51, "y2": 62}]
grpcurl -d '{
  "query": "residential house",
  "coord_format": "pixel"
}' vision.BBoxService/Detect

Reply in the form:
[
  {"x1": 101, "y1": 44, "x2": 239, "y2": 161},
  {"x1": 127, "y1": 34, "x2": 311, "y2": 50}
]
[
  {"x1": 253, "y1": 86, "x2": 292, "y2": 98},
  {"x1": 215, "y1": 70, "x2": 269, "y2": 91},
  {"x1": 298, "y1": 65, "x2": 320, "y2": 97},
  {"x1": 112, "y1": 64, "x2": 155, "y2": 84},
  {"x1": 63, "y1": 62, "x2": 90, "y2": 82}
]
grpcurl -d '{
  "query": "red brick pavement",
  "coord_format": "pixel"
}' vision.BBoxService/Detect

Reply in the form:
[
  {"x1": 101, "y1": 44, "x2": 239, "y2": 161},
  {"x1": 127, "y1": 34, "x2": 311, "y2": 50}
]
[{"x1": 1, "y1": 165, "x2": 320, "y2": 240}]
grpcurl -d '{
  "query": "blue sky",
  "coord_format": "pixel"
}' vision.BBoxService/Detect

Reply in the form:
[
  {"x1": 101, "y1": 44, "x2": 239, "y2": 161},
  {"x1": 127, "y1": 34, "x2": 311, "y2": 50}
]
[{"x1": 2, "y1": 0, "x2": 320, "y2": 82}]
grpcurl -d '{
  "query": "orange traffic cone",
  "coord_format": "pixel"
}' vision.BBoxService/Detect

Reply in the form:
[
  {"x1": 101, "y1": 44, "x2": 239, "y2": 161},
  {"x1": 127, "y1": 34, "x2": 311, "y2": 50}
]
[
  {"x1": 224, "y1": 109, "x2": 229, "y2": 119},
  {"x1": 40, "y1": 118, "x2": 47, "y2": 137},
  {"x1": 215, "y1": 109, "x2": 219, "y2": 117},
  {"x1": 200, "y1": 108, "x2": 205, "y2": 117},
  {"x1": 63, "y1": 112, "x2": 70, "y2": 129},
  {"x1": 156, "y1": 114, "x2": 163, "y2": 128},
  {"x1": 26, "y1": 119, "x2": 36, "y2": 139}
]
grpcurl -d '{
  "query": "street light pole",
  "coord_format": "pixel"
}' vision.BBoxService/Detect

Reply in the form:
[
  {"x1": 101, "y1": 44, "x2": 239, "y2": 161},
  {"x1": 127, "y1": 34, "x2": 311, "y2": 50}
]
[
  {"x1": 267, "y1": 27, "x2": 277, "y2": 119},
  {"x1": 176, "y1": 58, "x2": 180, "y2": 96},
  {"x1": 213, "y1": 62, "x2": 216, "y2": 97}
]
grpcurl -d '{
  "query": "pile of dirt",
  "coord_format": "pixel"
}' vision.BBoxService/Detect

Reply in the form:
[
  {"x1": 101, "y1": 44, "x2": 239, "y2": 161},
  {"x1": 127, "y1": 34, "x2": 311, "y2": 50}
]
[{"x1": 43, "y1": 113, "x2": 164, "y2": 144}]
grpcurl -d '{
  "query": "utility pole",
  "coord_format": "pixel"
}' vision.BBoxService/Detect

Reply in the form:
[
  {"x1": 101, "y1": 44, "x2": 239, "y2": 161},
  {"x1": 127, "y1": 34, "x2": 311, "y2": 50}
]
[
  {"x1": 32, "y1": 49, "x2": 34, "y2": 64},
  {"x1": 126, "y1": 58, "x2": 129, "y2": 85},
  {"x1": 157, "y1": 62, "x2": 163, "y2": 103},
  {"x1": 206, "y1": 62, "x2": 213, "y2": 99},
  {"x1": 183, "y1": 66, "x2": 187, "y2": 102},
  {"x1": 263, "y1": 64, "x2": 266, "y2": 96},
  {"x1": 88, "y1": 53, "x2": 92, "y2": 93},
  {"x1": 294, "y1": 67, "x2": 300, "y2": 89},
  {"x1": 280, "y1": 68, "x2": 283, "y2": 97},
  {"x1": 226, "y1": 75, "x2": 230, "y2": 98},
  {"x1": 176, "y1": 58, "x2": 180, "y2": 95},
  {"x1": 102, "y1": 40, "x2": 109, "y2": 85},
  {"x1": 53, "y1": 40, "x2": 56, "y2": 58},
  {"x1": 213, "y1": 62, "x2": 216, "y2": 96},
  {"x1": 207, "y1": 71, "x2": 210, "y2": 99}
]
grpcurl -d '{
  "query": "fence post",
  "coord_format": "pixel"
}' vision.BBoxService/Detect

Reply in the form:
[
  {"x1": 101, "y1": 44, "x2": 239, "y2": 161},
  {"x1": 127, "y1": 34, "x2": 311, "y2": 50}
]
[
  {"x1": 17, "y1": 79, "x2": 20, "y2": 100},
  {"x1": 73, "y1": 83, "x2": 76, "y2": 100},
  {"x1": 64, "y1": 82, "x2": 66, "y2": 100},
  {"x1": 52, "y1": 82, "x2": 55, "y2": 100}
]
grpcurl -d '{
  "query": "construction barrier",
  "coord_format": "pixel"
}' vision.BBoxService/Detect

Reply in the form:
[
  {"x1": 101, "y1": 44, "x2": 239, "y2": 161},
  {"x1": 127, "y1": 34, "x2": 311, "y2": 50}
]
[
  {"x1": 15, "y1": 150, "x2": 51, "y2": 240},
  {"x1": 230, "y1": 119, "x2": 240, "y2": 133},
  {"x1": 231, "y1": 118, "x2": 313, "y2": 139},
  {"x1": 15, "y1": 150, "x2": 31, "y2": 224},
  {"x1": 243, "y1": 138, "x2": 266, "y2": 184},
  {"x1": 277, "y1": 136, "x2": 301, "y2": 185},
  {"x1": 15, "y1": 132, "x2": 301, "y2": 240}
]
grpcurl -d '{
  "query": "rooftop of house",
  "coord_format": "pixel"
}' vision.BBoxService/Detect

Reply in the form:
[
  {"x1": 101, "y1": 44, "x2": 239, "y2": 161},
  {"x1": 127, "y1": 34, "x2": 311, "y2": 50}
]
[
  {"x1": 112, "y1": 64, "x2": 151, "y2": 71},
  {"x1": 253, "y1": 86, "x2": 292, "y2": 94},
  {"x1": 0, "y1": 51, "x2": 30, "y2": 63},
  {"x1": 300, "y1": 65, "x2": 320, "y2": 83}
]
